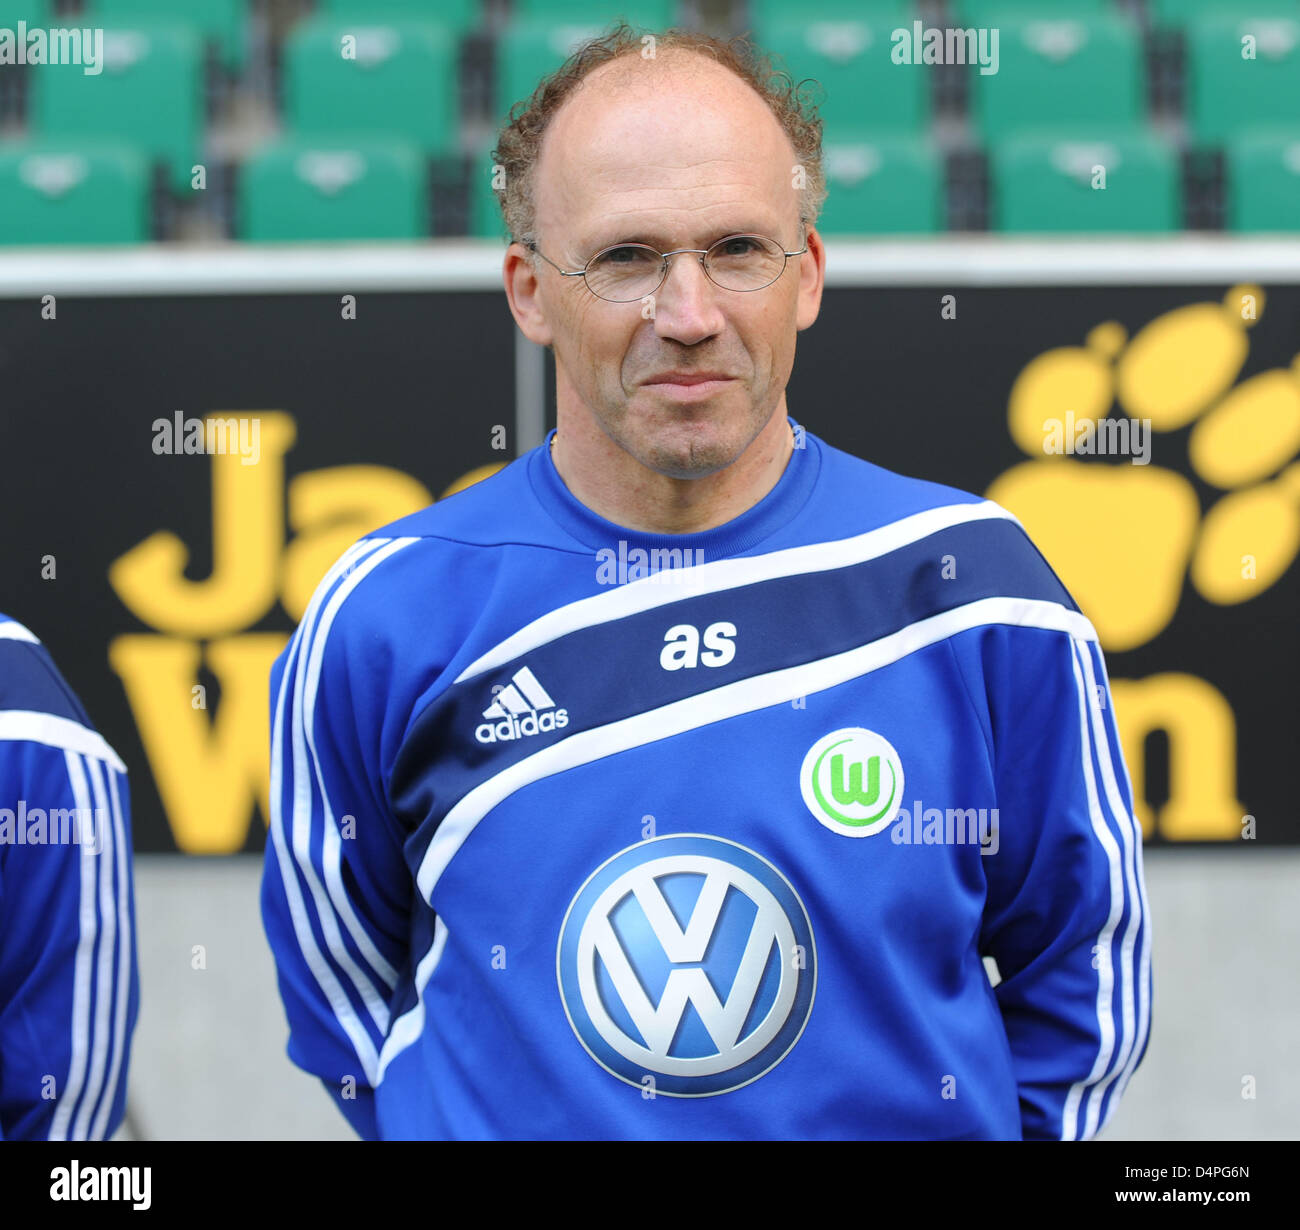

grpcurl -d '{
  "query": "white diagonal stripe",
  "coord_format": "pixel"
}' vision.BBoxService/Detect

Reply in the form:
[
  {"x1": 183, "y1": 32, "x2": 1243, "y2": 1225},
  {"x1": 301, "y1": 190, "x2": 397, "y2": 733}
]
[
  {"x1": 455, "y1": 501, "x2": 1018, "y2": 683},
  {"x1": 0, "y1": 710, "x2": 126, "y2": 772},
  {"x1": 423, "y1": 597, "x2": 1095, "y2": 900},
  {"x1": 0, "y1": 619, "x2": 39, "y2": 643},
  {"x1": 376, "y1": 594, "x2": 1096, "y2": 1082},
  {"x1": 375, "y1": 915, "x2": 446, "y2": 1083}
]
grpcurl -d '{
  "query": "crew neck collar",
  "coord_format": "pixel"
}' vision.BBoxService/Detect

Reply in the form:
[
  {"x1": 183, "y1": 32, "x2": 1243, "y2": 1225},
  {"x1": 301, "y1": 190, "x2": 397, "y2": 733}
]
[{"x1": 528, "y1": 419, "x2": 820, "y2": 558}]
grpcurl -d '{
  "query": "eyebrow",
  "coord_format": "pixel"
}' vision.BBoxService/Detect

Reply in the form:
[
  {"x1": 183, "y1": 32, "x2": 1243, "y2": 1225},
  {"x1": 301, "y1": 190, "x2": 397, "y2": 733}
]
[{"x1": 577, "y1": 223, "x2": 783, "y2": 254}]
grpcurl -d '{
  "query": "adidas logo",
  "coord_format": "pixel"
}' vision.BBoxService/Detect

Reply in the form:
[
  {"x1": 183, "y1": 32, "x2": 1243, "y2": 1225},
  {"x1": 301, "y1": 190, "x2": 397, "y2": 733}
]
[{"x1": 474, "y1": 665, "x2": 570, "y2": 744}]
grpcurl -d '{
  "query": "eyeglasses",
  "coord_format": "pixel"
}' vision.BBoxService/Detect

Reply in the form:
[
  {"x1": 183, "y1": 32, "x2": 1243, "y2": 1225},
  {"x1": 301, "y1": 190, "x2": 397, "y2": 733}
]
[{"x1": 522, "y1": 228, "x2": 809, "y2": 303}]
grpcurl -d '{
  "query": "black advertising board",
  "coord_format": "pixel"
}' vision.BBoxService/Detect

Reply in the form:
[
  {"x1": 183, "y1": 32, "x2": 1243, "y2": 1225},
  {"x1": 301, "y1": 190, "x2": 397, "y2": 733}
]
[{"x1": 1, "y1": 270, "x2": 1295, "y2": 850}]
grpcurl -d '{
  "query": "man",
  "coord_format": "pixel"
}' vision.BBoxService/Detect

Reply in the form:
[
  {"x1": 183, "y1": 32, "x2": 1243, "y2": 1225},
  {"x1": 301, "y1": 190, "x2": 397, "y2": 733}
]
[
  {"x1": 262, "y1": 26, "x2": 1150, "y2": 1140},
  {"x1": 0, "y1": 614, "x2": 139, "y2": 1140}
]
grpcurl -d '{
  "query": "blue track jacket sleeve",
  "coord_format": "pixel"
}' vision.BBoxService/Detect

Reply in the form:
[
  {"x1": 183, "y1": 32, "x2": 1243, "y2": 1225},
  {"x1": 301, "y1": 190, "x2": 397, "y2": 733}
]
[
  {"x1": 0, "y1": 621, "x2": 139, "y2": 1141},
  {"x1": 953, "y1": 622, "x2": 1153, "y2": 1141},
  {"x1": 260, "y1": 545, "x2": 413, "y2": 1140}
]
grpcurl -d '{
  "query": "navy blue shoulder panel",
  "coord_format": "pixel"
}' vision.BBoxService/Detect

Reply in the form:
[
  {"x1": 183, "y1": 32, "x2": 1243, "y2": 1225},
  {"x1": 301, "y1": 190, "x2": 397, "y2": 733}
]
[
  {"x1": 390, "y1": 515, "x2": 1076, "y2": 842},
  {"x1": 0, "y1": 621, "x2": 93, "y2": 726}
]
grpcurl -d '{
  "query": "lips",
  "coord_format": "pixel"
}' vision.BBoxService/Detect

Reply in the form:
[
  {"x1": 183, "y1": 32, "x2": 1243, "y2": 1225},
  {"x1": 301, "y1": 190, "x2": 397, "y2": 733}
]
[{"x1": 643, "y1": 372, "x2": 733, "y2": 386}]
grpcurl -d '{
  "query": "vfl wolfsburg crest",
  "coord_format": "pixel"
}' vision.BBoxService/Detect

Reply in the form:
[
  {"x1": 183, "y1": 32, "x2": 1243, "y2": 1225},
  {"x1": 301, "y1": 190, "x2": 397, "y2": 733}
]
[{"x1": 800, "y1": 728, "x2": 905, "y2": 837}]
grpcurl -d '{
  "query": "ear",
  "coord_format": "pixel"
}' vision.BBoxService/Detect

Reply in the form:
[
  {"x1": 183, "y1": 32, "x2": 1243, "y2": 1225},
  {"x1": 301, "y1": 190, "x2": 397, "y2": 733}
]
[
  {"x1": 795, "y1": 226, "x2": 826, "y2": 332},
  {"x1": 503, "y1": 242, "x2": 555, "y2": 346}
]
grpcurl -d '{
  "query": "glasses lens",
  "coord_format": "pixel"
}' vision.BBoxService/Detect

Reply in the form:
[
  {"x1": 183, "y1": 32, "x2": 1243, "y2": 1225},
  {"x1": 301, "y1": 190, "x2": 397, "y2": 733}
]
[
  {"x1": 585, "y1": 244, "x2": 665, "y2": 302},
  {"x1": 704, "y1": 235, "x2": 787, "y2": 291}
]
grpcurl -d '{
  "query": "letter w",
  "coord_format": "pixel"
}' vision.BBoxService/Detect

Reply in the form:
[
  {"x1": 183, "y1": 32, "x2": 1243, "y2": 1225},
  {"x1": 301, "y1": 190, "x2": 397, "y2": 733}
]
[
  {"x1": 831, "y1": 753, "x2": 880, "y2": 806},
  {"x1": 592, "y1": 871, "x2": 774, "y2": 1056}
]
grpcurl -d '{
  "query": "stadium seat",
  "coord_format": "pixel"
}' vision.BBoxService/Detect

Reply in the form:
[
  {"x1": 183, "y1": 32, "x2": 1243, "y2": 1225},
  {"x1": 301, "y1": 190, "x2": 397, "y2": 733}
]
[
  {"x1": 86, "y1": 0, "x2": 246, "y2": 69},
  {"x1": 749, "y1": 0, "x2": 909, "y2": 22},
  {"x1": 952, "y1": 0, "x2": 1111, "y2": 23},
  {"x1": 755, "y1": 17, "x2": 928, "y2": 137},
  {"x1": 0, "y1": 141, "x2": 150, "y2": 244},
  {"x1": 1226, "y1": 131, "x2": 1300, "y2": 230},
  {"x1": 513, "y1": 1, "x2": 675, "y2": 23},
  {"x1": 971, "y1": 14, "x2": 1145, "y2": 142},
  {"x1": 816, "y1": 136, "x2": 943, "y2": 234},
  {"x1": 318, "y1": 0, "x2": 482, "y2": 35},
  {"x1": 497, "y1": 19, "x2": 606, "y2": 119},
  {"x1": 990, "y1": 131, "x2": 1179, "y2": 232},
  {"x1": 284, "y1": 18, "x2": 458, "y2": 156},
  {"x1": 469, "y1": 147, "x2": 508, "y2": 241},
  {"x1": 30, "y1": 22, "x2": 203, "y2": 192},
  {"x1": 497, "y1": 9, "x2": 693, "y2": 122},
  {"x1": 1186, "y1": 13, "x2": 1300, "y2": 144},
  {"x1": 239, "y1": 137, "x2": 427, "y2": 241},
  {"x1": 0, "y1": 0, "x2": 51, "y2": 24},
  {"x1": 1150, "y1": 0, "x2": 1297, "y2": 29}
]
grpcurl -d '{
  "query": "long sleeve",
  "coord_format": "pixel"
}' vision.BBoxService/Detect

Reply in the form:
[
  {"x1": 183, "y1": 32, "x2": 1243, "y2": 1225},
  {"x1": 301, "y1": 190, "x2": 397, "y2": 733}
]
[
  {"x1": 955, "y1": 621, "x2": 1153, "y2": 1140},
  {"x1": 260, "y1": 541, "x2": 413, "y2": 1140},
  {"x1": 0, "y1": 621, "x2": 139, "y2": 1141}
]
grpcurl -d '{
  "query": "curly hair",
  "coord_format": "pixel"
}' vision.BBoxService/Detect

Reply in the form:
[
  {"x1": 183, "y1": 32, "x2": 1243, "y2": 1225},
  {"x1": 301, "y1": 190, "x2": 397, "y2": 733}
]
[{"x1": 490, "y1": 21, "x2": 826, "y2": 257}]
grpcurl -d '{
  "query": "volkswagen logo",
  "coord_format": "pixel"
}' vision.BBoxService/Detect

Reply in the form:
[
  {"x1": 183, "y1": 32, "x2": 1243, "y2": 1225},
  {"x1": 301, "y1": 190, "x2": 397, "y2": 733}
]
[{"x1": 557, "y1": 834, "x2": 817, "y2": 1097}]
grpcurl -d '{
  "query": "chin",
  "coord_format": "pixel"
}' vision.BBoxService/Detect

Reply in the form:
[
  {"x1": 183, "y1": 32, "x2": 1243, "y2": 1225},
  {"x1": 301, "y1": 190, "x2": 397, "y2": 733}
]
[{"x1": 637, "y1": 429, "x2": 742, "y2": 480}]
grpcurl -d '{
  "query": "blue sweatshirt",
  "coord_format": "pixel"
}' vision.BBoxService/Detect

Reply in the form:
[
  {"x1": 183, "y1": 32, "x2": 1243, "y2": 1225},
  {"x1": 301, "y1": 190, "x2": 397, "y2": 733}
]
[
  {"x1": 0, "y1": 615, "x2": 139, "y2": 1141},
  {"x1": 262, "y1": 425, "x2": 1151, "y2": 1140}
]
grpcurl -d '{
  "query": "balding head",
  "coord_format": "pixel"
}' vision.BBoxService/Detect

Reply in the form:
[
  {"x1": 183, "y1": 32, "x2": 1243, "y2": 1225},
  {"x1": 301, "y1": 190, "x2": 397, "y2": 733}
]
[
  {"x1": 500, "y1": 28, "x2": 826, "y2": 532},
  {"x1": 534, "y1": 49, "x2": 803, "y2": 268}
]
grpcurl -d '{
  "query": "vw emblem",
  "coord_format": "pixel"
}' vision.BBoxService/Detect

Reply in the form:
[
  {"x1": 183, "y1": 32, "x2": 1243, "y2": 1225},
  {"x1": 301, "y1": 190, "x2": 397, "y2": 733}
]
[{"x1": 557, "y1": 834, "x2": 817, "y2": 1097}]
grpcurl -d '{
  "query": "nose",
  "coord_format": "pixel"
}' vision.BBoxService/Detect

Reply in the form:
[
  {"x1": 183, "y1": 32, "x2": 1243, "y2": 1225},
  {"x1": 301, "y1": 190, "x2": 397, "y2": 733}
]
[{"x1": 651, "y1": 250, "x2": 727, "y2": 345}]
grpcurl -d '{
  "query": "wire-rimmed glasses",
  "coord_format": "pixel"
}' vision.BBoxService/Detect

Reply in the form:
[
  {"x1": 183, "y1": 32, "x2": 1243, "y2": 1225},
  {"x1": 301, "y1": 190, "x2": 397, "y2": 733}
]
[{"x1": 523, "y1": 228, "x2": 809, "y2": 302}]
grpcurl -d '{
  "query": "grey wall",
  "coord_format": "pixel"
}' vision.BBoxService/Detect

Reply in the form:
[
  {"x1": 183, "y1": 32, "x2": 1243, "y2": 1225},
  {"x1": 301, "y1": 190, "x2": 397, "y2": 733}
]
[{"x1": 118, "y1": 849, "x2": 1299, "y2": 1141}]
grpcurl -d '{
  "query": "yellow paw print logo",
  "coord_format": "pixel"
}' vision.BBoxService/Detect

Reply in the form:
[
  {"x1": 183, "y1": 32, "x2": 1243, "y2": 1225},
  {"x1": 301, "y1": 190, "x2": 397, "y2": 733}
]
[{"x1": 987, "y1": 284, "x2": 1300, "y2": 652}]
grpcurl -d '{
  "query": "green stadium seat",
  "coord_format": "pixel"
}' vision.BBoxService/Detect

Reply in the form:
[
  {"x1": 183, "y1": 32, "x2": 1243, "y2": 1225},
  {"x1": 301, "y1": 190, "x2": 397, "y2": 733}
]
[
  {"x1": 816, "y1": 136, "x2": 943, "y2": 234},
  {"x1": 239, "y1": 138, "x2": 427, "y2": 241},
  {"x1": 1150, "y1": 0, "x2": 1297, "y2": 30},
  {"x1": 0, "y1": 141, "x2": 150, "y2": 244},
  {"x1": 756, "y1": 17, "x2": 927, "y2": 137},
  {"x1": 972, "y1": 14, "x2": 1145, "y2": 142},
  {"x1": 990, "y1": 131, "x2": 1179, "y2": 232},
  {"x1": 284, "y1": 18, "x2": 458, "y2": 156},
  {"x1": 319, "y1": 0, "x2": 482, "y2": 35},
  {"x1": 953, "y1": 0, "x2": 1111, "y2": 23},
  {"x1": 497, "y1": 10, "x2": 691, "y2": 122},
  {"x1": 30, "y1": 22, "x2": 203, "y2": 192},
  {"x1": 0, "y1": 0, "x2": 51, "y2": 24},
  {"x1": 497, "y1": 19, "x2": 606, "y2": 119},
  {"x1": 513, "y1": 1, "x2": 675, "y2": 23},
  {"x1": 469, "y1": 146, "x2": 508, "y2": 241},
  {"x1": 749, "y1": 0, "x2": 909, "y2": 22},
  {"x1": 1186, "y1": 13, "x2": 1300, "y2": 144},
  {"x1": 86, "y1": 0, "x2": 246, "y2": 68},
  {"x1": 1226, "y1": 131, "x2": 1300, "y2": 230}
]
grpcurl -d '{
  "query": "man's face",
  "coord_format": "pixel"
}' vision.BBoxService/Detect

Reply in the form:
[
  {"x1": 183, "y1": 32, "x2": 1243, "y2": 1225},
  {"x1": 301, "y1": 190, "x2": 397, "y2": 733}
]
[{"x1": 507, "y1": 53, "x2": 824, "y2": 480}]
